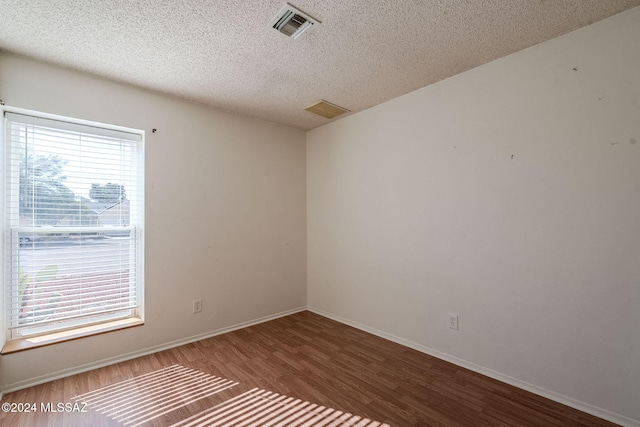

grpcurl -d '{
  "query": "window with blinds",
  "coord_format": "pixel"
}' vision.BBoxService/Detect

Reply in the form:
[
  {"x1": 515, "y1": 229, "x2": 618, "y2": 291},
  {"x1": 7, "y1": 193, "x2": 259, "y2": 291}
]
[{"x1": 3, "y1": 109, "x2": 144, "y2": 340}]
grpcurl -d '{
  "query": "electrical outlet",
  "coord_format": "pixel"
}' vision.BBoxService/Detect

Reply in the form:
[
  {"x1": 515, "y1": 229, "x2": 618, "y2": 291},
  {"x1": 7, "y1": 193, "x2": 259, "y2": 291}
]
[
  {"x1": 448, "y1": 313, "x2": 458, "y2": 330},
  {"x1": 193, "y1": 299, "x2": 202, "y2": 313}
]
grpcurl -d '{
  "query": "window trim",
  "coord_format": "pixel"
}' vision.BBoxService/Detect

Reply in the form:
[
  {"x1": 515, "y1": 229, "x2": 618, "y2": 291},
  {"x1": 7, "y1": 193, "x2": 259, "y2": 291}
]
[
  {"x1": 1, "y1": 317, "x2": 144, "y2": 354},
  {"x1": 1, "y1": 105, "x2": 145, "y2": 351}
]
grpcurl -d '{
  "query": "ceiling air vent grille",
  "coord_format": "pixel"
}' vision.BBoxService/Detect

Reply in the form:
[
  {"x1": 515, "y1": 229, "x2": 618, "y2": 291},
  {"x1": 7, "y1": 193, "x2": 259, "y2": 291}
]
[
  {"x1": 305, "y1": 100, "x2": 350, "y2": 119},
  {"x1": 270, "y1": 4, "x2": 319, "y2": 39}
]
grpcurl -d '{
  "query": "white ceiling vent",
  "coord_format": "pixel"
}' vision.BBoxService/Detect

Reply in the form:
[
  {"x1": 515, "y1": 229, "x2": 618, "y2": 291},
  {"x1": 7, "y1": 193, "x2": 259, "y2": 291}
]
[{"x1": 269, "y1": 4, "x2": 319, "y2": 39}]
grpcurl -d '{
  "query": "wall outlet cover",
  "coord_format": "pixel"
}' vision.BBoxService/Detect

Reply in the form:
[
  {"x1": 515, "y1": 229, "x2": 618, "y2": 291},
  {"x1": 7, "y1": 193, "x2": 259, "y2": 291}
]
[{"x1": 448, "y1": 313, "x2": 458, "y2": 330}]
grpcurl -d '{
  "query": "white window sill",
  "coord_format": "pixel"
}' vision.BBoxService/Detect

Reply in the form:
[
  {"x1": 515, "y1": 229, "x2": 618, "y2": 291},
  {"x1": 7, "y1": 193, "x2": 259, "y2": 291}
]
[{"x1": 1, "y1": 317, "x2": 144, "y2": 354}]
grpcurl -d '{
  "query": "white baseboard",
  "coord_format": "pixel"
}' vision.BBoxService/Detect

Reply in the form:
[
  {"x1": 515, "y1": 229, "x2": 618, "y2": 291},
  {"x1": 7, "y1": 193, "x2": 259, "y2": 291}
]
[
  {"x1": 1, "y1": 306, "x2": 306, "y2": 395},
  {"x1": 307, "y1": 306, "x2": 639, "y2": 427}
]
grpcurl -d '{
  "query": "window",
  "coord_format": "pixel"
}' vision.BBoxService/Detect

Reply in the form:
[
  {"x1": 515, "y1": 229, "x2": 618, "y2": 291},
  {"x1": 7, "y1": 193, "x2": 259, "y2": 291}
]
[{"x1": 2, "y1": 107, "x2": 144, "y2": 351}]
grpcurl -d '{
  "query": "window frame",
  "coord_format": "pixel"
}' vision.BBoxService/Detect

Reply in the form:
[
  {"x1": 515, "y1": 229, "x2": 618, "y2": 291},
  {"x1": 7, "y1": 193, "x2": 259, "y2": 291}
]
[{"x1": 1, "y1": 106, "x2": 145, "y2": 353}]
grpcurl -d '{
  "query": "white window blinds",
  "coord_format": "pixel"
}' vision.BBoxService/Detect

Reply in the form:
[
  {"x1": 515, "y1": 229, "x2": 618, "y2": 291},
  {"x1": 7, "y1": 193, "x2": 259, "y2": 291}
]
[{"x1": 3, "y1": 110, "x2": 144, "y2": 338}]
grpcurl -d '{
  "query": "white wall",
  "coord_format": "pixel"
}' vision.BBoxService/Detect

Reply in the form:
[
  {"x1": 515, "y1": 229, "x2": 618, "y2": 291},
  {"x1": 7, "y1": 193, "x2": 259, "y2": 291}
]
[
  {"x1": 0, "y1": 53, "x2": 307, "y2": 390},
  {"x1": 307, "y1": 7, "x2": 640, "y2": 425}
]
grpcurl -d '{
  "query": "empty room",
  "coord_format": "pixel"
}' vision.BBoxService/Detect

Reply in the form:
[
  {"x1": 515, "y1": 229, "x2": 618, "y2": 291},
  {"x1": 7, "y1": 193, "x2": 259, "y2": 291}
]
[{"x1": 0, "y1": 1, "x2": 639, "y2": 426}]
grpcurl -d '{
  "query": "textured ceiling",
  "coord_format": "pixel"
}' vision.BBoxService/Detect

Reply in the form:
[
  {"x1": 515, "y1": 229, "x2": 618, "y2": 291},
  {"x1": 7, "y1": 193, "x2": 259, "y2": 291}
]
[{"x1": 1, "y1": 0, "x2": 639, "y2": 130}]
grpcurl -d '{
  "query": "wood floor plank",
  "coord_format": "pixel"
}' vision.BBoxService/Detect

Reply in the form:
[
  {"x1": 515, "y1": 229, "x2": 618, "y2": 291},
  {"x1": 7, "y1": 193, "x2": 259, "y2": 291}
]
[{"x1": 0, "y1": 311, "x2": 621, "y2": 426}]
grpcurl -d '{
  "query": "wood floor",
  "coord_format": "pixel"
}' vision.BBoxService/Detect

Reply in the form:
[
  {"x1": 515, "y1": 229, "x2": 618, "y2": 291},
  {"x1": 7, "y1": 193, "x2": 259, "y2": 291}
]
[{"x1": 0, "y1": 311, "x2": 618, "y2": 426}]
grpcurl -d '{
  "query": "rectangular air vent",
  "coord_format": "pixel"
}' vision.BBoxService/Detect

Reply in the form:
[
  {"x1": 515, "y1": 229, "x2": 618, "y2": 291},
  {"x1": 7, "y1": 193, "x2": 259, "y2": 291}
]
[
  {"x1": 304, "y1": 100, "x2": 350, "y2": 119},
  {"x1": 269, "y1": 4, "x2": 319, "y2": 39}
]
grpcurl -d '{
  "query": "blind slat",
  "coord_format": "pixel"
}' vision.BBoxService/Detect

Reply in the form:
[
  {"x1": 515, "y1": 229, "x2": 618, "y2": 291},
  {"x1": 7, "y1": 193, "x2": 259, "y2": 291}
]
[
  {"x1": 5, "y1": 112, "x2": 143, "y2": 142},
  {"x1": 9, "y1": 304, "x2": 139, "y2": 330}
]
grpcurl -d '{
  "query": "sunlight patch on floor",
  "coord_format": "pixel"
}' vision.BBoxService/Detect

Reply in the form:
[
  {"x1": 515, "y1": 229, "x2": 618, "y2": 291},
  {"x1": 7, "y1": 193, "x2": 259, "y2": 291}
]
[
  {"x1": 170, "y1": 387, "x2": 390, "y2": 427},
  {"x1": 72, "y1": 364, "x2": 238, "y2": 426}
]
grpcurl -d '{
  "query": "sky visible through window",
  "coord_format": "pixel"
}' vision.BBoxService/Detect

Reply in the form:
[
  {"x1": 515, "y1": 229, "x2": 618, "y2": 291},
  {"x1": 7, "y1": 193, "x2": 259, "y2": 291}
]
[{"x1": 26, "y1": 125, "x2": 133, "y2": 200}]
